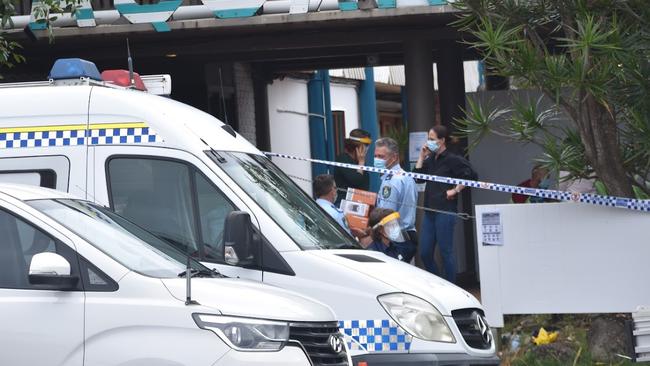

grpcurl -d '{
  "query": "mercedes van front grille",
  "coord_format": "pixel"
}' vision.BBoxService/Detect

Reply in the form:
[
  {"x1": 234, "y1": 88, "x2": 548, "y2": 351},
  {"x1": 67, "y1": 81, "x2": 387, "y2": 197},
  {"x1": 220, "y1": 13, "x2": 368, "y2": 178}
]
[
  {"x1": 289, "y1": 321, "x2": 349, "y2": 366},
  {"x1": 451, "y1": 308, "x2": 493, "y2": 350}
]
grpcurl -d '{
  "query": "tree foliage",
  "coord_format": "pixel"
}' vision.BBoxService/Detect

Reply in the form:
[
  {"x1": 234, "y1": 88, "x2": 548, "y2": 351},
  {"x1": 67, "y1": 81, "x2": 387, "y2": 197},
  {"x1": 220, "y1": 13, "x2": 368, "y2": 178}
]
[
  {"x1": 453, "y1": 0, "x2": 650, "y2": 198},
  {"x1": 1, "y1": 0, "x2": 80, "y2": 78}
]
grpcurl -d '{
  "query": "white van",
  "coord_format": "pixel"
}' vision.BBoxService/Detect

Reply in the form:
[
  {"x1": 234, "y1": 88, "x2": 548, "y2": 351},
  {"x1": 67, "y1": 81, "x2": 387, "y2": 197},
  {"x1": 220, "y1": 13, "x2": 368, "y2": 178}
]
[
  {"x1": 0, "y1": 59, "x2": 499, "y2": 365},
  {"x1": 0, "y1": 183, "x2": 348, "y2": 366}
]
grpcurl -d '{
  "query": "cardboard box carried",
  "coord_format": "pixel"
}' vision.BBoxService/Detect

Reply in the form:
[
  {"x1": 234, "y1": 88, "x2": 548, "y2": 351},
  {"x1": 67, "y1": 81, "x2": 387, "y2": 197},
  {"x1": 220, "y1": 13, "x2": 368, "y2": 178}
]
[
  {"x1": 345, "y1": 188, "x2": 376, "y2": 207},
  {"x1": 346, "y1": 214, "x2": 369, "y2": 231}
]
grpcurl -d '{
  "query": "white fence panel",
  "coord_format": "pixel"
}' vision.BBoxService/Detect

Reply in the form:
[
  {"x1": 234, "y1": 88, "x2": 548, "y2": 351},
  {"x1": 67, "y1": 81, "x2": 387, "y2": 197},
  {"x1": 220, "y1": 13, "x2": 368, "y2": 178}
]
[{"x1": 476, "y1": 202, "x2": 650, "y2": 327}]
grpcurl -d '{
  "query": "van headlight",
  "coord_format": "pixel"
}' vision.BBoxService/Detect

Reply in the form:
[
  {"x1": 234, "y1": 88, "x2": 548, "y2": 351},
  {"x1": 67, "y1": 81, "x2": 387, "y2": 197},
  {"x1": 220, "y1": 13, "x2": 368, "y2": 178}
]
[
  {"x1": 378, "y1": 293, "x2": 455, "y2": 343},
  {"x1": 193, "y1": 314, "x2": 289, "y2": 351}
]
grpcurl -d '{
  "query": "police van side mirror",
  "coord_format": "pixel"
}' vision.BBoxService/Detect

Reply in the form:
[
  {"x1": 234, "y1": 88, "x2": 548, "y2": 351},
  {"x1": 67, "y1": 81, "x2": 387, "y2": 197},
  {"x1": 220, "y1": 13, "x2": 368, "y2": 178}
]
[
  {"x1": 223, "y1": 211, "x2": 260, "y2": 267},
  {"x1": 29, "y1": 252, "x2": 79, "y2": 290}
]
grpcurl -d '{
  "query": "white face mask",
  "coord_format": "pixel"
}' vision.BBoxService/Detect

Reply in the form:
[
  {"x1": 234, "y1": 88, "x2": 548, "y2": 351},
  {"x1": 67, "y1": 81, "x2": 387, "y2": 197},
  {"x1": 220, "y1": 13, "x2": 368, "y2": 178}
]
[{"x1": 383, "y1": 219, "x2": 406, "y2": 243}]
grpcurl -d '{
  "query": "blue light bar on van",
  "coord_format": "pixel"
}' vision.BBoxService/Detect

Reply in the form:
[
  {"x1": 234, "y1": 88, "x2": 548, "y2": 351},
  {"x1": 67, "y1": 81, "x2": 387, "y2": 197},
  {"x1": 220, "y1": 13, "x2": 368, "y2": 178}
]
[{"x1": 48, "y1": 58, "x2": 102, "y2": 81}]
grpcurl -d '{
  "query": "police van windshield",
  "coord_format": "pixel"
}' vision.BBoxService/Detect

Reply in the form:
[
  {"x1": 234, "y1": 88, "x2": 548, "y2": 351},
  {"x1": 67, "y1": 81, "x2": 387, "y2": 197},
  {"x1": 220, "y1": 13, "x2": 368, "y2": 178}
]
[
  {"x1": 28, "y1": 199, "x2": 209, "y2": 278},
  {"x1": 210, "y1": 151, "x2": 360, "y2": 250}
]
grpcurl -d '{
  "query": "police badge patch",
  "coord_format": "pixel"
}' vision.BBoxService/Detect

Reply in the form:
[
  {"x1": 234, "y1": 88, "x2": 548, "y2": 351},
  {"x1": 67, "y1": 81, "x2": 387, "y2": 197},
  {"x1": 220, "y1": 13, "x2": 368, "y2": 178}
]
[{"x1": 382, "y1": 185, "x2": 391, "y2": 199}]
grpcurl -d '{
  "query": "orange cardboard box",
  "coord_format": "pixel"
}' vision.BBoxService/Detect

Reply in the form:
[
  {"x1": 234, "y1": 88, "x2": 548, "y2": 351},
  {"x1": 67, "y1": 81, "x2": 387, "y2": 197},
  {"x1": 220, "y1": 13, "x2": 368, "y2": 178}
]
[
  {"x1": 345, "y1": 188, "x2": 377, "y2": 207},
  {"x1": 346, "y1": 214, "x2": 369, "y2": 231}
]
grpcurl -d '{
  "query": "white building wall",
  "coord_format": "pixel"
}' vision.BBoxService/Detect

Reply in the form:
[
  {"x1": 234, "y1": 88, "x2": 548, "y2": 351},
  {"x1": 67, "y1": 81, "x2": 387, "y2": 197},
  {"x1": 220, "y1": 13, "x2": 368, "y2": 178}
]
[
  {"x1": 330, "y1": 82, "x2": 360, "y2": 136},
  {"x1": 267, "y1": 78, "x2": 313, "y2": 195}
]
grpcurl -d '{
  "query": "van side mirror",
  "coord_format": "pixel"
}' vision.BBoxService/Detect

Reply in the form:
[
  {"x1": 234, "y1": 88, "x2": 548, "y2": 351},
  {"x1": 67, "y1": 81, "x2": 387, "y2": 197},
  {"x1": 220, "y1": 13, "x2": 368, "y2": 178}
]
[
  {"x1": 223, "y1": 211, "x2": 260, "y2": 267},
  {"x1": 29, "y1": 252, "x2": 78, "y2": 290}
]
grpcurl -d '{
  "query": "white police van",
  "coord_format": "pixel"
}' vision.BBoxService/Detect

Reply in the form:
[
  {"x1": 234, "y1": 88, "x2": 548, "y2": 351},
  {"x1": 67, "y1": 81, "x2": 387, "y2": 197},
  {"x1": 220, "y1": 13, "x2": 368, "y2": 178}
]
[
  {"x1": 0, "y1": 59, "x2": 499, "y2": 365},
  {"x1": 0, "y1": 183, "x2": 346, "y2": 366}
]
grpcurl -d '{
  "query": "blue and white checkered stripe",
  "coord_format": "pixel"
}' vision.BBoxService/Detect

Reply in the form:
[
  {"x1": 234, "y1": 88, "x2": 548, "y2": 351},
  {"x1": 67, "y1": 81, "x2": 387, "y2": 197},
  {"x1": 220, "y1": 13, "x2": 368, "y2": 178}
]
[
  {"x1": 0, "y1": 130, "x2": 86, "y2": 149},
  {"x1": 265, "y1": 152, "x2": 650, "y2": 213},
  {"x1": 87, "y1": 127, "x2": 160, "y2": 145},
  {"x1": 0, "y1": 124, "x2": 161, "y2": 149},
  {"x1": 339, "y1": 319, "x2": 412, "y2": 352}
]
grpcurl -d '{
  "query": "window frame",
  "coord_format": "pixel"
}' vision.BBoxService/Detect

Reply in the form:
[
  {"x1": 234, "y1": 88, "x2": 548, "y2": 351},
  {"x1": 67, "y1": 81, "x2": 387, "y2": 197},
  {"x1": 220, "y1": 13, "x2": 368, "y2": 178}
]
[
  {"x1": 0, "y1": 169, "x2": 57, "y2": 189},
  {"x1": 0, "y1": 207, "x2": 84, "y2": 291},
  {"x1": 0, "y1": 155, "x2": 70, "y2": 191},
  {"x1": 77, "y1": 255, "x2": 119, "y2": 292},
  {"x1": 105, "y1": 155, "x2": 240, "y2": 264},
  {"x1": 104, "y1": 154, "x2": 295, "y2": 276}
]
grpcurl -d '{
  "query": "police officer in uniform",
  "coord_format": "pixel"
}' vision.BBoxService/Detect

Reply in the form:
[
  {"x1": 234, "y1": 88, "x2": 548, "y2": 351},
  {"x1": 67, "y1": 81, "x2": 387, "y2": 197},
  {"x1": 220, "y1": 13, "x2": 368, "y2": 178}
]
[
  {"x1": 313, "y1": 174, "x2": 351, "y2": 235},
  {"x1": 373, "y1": 138, "x2": 417, "y2": 242}
]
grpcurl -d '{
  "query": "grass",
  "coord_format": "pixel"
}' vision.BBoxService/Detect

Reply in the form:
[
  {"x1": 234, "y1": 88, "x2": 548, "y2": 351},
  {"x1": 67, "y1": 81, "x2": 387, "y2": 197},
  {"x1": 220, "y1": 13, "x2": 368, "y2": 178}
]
[{"x1": 499, "y1": 314, "x2": 636, "y2": 366}]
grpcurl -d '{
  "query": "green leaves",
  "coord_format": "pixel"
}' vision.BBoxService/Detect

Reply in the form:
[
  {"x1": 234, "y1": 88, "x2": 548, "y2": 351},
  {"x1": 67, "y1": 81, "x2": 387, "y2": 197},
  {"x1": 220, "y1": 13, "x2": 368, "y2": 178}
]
[
  {"x1": 455, "y1": 94, "x2": 565, "y2": 152},
  {"x1": 31, "y1": 0, "x2": 82, "y2": 42},
  {"x1": 0, "y1": 35, "x2": 25, "y2": 78},
  {"x1": 508, "y1": 96, "x2": 560, "y2": 142},
  {"x1": 473, "y1": 19, "x2": 524, "y2": 61},
  {"x1": 454, "y1": 97, "x2": 512, "y2": 150},
  {"x1": 538, "y1": 128, "x2": 590, "y2": 178},
  {"x1": 453, "y1": 0, "x2": 649, "y2": 197},
  {"x1": 0, "y1": 0, "x2": 16, "y2": 29},
  {"x1": 0, "y1": 0, "x2": 19, "y2": 77},
  {"x1": 0, "y1": 0, "x2": 82, "y2": 76}
]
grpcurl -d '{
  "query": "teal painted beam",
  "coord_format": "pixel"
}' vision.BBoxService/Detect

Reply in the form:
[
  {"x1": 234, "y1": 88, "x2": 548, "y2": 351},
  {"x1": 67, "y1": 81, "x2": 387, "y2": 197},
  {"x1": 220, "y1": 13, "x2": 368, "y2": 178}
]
[
  {"x1": 28, "y1": 22, "x2": 48, "y2": 31},
  {"x1": 152, "y1": 21, "x2": 171, "y2": 32},
  {"x1": 214, "y1": 8, "x2": 259, "y2": 18},
  {"x1": 308, "y1": 72, "x2": 329, "y2": 178},
  {"x1": 377, "y1": 0, "x2": 396, "y2": 8},
  {"x1": 359, "y1": 67, "x2": 380, "y2": 192},
  {"x1": 75, "y1": 8, "x2": 95, "y2": 20},
  {"x1": 114, "y1": 0, "x2": 181, "y2": 14},
  {"x1": 338, "y1": 1, "x2": 359, "y2": 10}
]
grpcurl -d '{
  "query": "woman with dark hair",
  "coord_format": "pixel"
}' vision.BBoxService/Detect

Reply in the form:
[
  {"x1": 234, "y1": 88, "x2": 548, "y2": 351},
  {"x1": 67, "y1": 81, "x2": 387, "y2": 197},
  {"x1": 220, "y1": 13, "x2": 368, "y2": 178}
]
[
  {"x1": 365, "y1": 207, "x2": 417, "y2": 262},
  {"x1": 414, "y1": 125, "x2": 477, "y2": 283},
  {"x1": 334, "y1": 129, "x2": 371, "y2": 205}
]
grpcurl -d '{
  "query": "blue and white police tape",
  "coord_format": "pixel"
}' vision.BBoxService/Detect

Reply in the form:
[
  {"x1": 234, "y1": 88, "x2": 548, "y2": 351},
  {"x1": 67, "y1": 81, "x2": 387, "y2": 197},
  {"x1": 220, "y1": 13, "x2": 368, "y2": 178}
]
[{"x1": 264, "y1": 152, "x2": 650, "y2": 213}]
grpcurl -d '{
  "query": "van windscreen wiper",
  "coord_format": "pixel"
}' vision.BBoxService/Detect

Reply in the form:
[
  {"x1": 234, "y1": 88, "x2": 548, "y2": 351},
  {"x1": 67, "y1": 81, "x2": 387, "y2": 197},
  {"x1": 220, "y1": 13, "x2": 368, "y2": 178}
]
[{"x1": 178, "y1": 268, "x2": 223, "y2": 278}]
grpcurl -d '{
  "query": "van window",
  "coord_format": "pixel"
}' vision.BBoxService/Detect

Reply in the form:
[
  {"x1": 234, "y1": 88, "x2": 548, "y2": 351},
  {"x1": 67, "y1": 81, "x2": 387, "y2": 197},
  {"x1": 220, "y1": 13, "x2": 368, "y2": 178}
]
[
  {"x1": 107, "y1": 157, "x2": 235, "y2": 262},
  {"x1": 211, "y1": 152, "x2": 360, "y2": 250},
  {"x1": 0, "y1": 208, "x2": 78, "y2": 290},
  {"x1": 108, "y1": 158, "x2": 199, "y2": 254},
  {"x1": 195, "y1": 172, "x2": 236, "y2": 260},
  {"x1": 29, "y1": 199, "x2": 208, "y2": 279},
  {"x1": 0, "y1": 156, "x2": 69, "y2": 191},
  {"x1": 0, "y1": 170, "x2": 56, "y2": 189}
]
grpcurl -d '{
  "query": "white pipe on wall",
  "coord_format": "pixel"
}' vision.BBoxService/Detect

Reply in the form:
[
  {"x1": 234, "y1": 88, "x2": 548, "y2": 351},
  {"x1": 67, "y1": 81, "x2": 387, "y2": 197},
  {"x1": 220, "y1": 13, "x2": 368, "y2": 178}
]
[{"x1": 263, "y1": 0, "x2": 338, "y2": 14}]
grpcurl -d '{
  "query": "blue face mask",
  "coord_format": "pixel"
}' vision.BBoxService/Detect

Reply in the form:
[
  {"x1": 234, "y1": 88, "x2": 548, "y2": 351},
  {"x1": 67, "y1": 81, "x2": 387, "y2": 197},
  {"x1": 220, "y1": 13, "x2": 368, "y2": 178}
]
[
  {"x1": 373, "y1": 158, "x2": 386, "y2": 169},
  {"x1": 427, "y1": 140, "x2": 440, "y2": 152}
]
